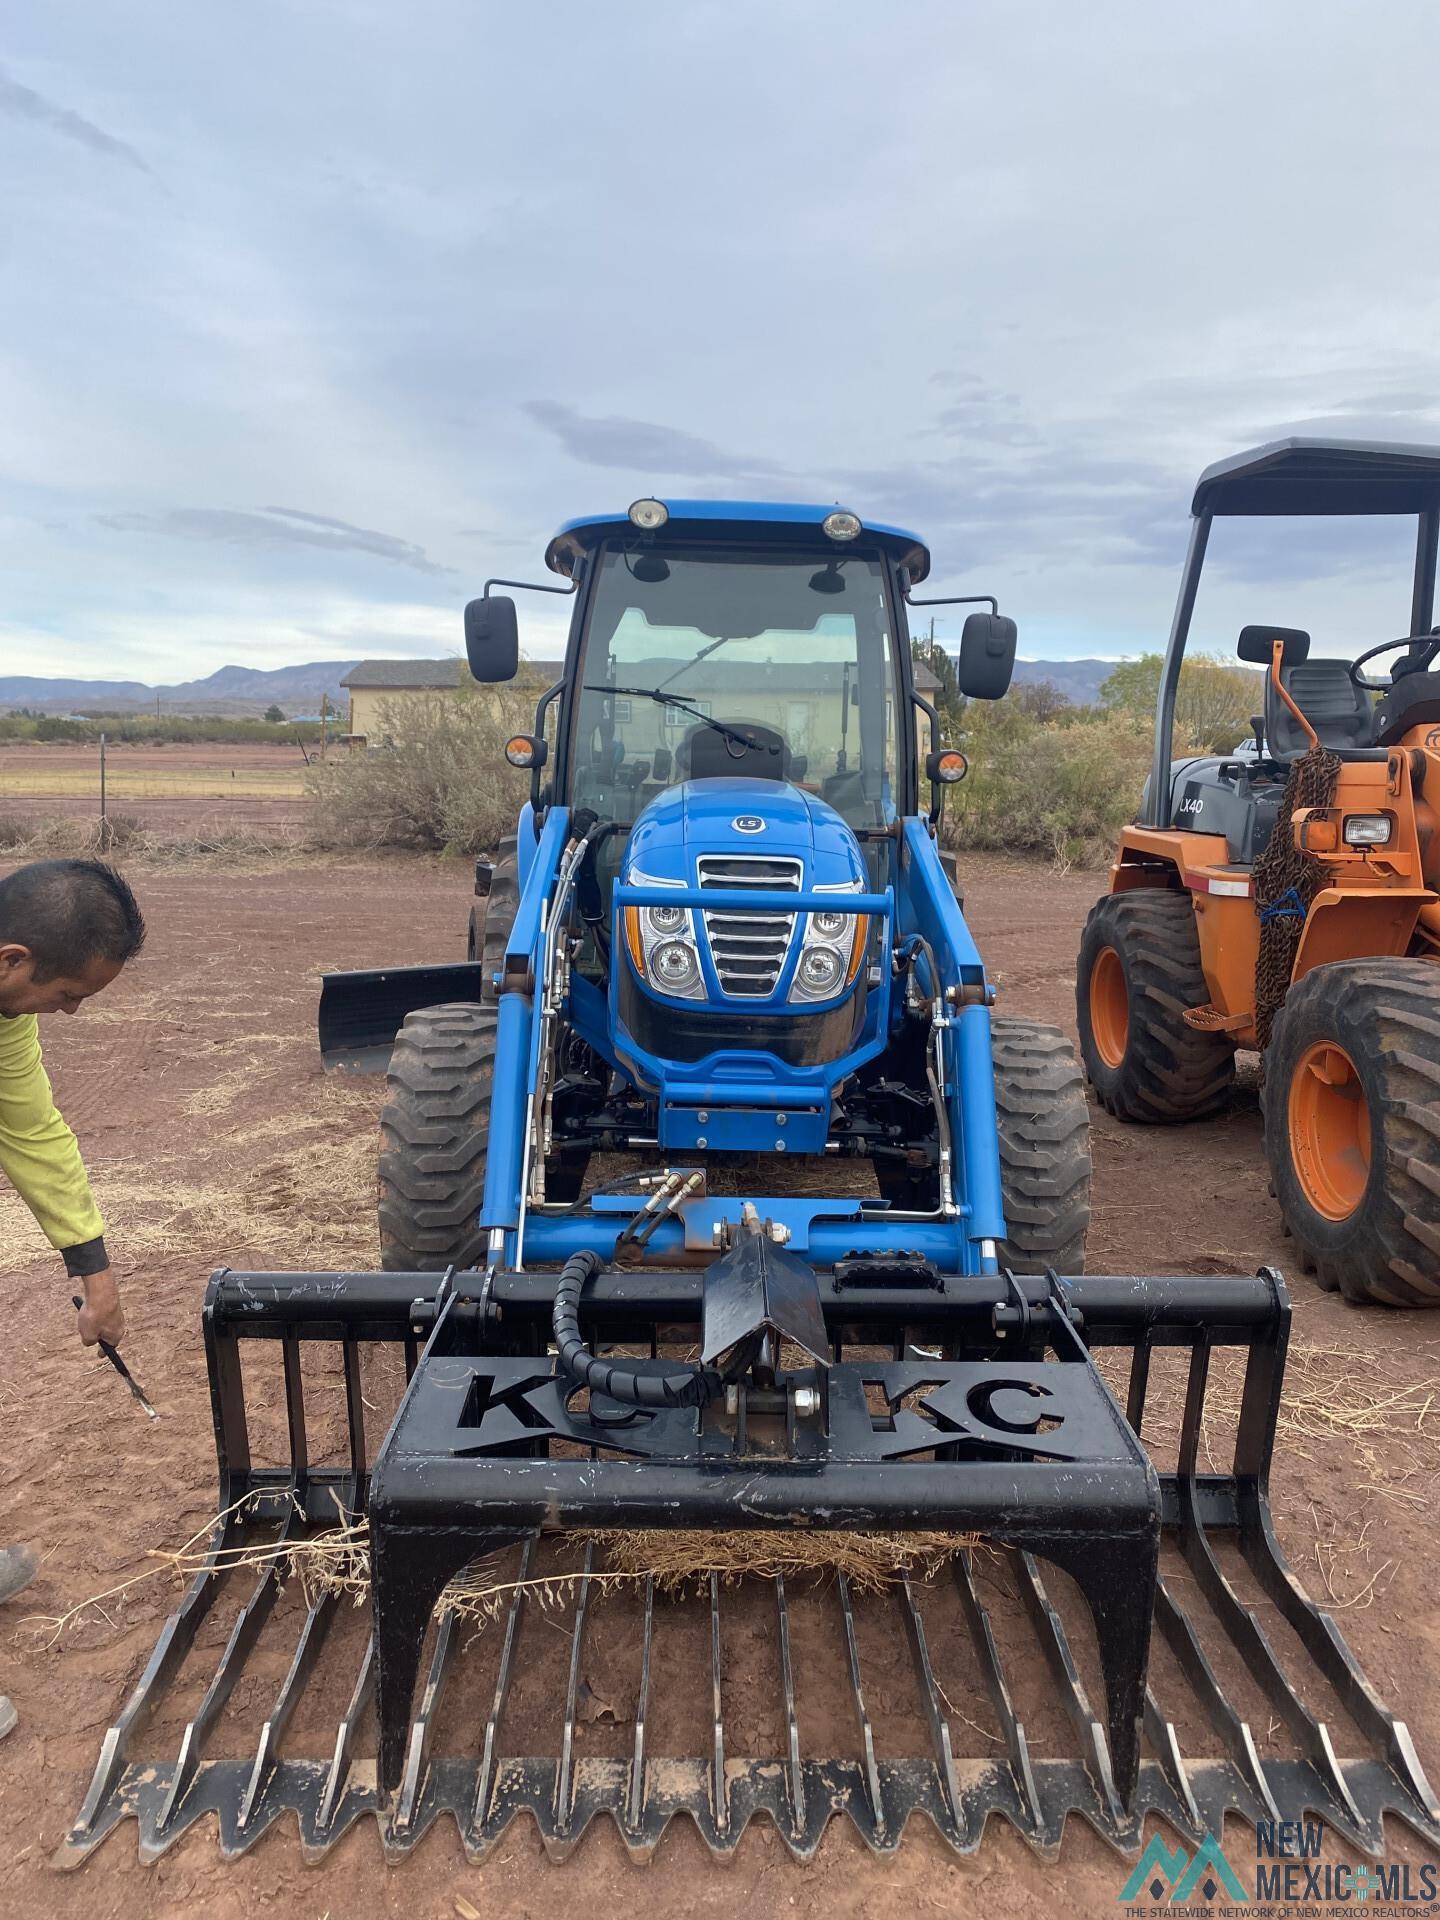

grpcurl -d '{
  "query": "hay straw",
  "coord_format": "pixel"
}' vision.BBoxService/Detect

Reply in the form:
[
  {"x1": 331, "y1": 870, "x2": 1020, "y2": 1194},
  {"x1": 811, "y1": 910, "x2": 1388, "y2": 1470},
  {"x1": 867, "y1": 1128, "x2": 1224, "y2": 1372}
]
[{"x1": 23, "y1": 1510, "x2": 980, "y2": 1647}]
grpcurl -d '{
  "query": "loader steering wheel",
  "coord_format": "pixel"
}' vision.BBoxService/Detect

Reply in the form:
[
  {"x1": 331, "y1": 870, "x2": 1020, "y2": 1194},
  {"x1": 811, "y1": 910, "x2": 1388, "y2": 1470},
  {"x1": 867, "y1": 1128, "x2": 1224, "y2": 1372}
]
[{"x1": 1350, "y1": 632, "x2": 1440, "y2": 691}]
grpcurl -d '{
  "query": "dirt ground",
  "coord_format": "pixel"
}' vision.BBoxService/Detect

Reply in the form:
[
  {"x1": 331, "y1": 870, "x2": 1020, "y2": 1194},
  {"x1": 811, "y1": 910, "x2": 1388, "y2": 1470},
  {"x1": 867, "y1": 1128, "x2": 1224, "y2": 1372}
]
[{"x1": 0, "y1": 851, "x2": 1437, "y2": 1920}]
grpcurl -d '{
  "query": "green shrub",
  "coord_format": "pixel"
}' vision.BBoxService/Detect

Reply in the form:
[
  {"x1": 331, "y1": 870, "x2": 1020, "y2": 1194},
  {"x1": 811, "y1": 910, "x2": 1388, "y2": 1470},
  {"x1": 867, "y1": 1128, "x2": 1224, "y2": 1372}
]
[
  {"x1": 942, "y1": 706, "x2": 1164, "y2": 865},
  {"x1": 305, "y1": 686, "x2": 534, "y2": 853}
]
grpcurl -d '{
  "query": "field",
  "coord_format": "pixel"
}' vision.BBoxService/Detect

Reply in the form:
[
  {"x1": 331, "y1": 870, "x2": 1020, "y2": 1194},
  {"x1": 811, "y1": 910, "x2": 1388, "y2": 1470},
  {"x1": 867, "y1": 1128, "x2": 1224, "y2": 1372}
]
[
  {"x1": 0, "y1": 853, "x2": 1437, "y2": 1920},
  {"x1": 0, "y1": 741, "x2": 311, "y2": 834}
]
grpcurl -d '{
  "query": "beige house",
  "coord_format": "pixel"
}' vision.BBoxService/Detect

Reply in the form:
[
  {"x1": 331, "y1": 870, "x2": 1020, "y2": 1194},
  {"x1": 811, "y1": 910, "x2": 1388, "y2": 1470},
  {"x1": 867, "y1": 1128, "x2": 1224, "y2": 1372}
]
[{"x1": 340, "y1": 659, "x2": 465, "y2": 745}]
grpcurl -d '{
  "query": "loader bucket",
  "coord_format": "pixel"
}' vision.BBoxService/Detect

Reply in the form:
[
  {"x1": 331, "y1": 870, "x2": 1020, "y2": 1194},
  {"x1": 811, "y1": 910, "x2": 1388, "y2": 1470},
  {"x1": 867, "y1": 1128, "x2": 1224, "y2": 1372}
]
[
  {"x1": 317, "y1": 963, "x2": 487, "y2": 1071},
  {"x1": 65, "y1": 1264, "x2": 1440, "y2": 1866}
]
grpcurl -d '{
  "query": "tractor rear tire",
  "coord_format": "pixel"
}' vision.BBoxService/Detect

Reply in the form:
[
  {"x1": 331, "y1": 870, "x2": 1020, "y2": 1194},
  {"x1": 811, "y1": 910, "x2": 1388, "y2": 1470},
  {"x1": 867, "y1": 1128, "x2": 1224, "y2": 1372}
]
[
  {"x1": 991, "y1": 1017, "x2": 1091, "y2": 1274},
  {"x1": 468, "y1": 832, "x2": 519, "y2": 1002},
  {"x1": 378, "y1": 1002, "x2": 495, "y2": 1272},
  {"x1": 1264, "y1": 960, "x2": 1440, "y2": 1307},
  {"x1": 1076, "y1": 890, "x2": 1235, "y2": 1123}
]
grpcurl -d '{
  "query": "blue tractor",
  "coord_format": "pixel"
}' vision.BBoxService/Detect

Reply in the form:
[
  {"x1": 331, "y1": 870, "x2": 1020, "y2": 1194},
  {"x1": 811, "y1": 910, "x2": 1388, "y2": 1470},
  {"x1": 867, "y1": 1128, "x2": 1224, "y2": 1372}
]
[
  {"x1": 71, "y1": 501, "x2": 1440, "y2": 1867},
  {"x1": 350, "y1": 497, "x2": 1091, "y2": 1285}
]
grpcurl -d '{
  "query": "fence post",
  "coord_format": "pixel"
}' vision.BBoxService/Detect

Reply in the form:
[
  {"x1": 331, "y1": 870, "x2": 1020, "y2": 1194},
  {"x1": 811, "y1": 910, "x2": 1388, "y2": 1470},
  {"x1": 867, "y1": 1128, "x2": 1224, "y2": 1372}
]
[{"x1": 99, "y1": 732, "x2": 108, "y2": 851}]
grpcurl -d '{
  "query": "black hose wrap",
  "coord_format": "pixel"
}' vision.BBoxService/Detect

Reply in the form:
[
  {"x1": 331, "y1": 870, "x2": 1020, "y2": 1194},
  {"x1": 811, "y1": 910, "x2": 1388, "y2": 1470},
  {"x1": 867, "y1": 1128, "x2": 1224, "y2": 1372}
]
[{"x1": 552, "y1": 1250, "x2": 723, "y2": 1409}]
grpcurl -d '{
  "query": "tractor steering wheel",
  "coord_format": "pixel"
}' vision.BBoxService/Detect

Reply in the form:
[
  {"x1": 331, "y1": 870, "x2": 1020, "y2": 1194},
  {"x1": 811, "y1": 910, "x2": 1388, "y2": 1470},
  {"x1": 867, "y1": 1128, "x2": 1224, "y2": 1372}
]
[{"x1": 1349, "y1": 631, "x2": 1440, "y2": 692}]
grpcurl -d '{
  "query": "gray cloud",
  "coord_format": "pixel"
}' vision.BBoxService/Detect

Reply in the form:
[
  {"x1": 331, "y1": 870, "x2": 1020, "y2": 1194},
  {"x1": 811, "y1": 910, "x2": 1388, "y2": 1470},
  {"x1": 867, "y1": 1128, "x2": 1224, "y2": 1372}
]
[
  {"x1": 524, "y1": 401, "x2": 784, "y2": 480},
  {"x1": 0, "y1": 66, "x2": 151, "y2": 175},
  {"x1": 96, "y1": 507, "x2": 453, "y2": 576}
]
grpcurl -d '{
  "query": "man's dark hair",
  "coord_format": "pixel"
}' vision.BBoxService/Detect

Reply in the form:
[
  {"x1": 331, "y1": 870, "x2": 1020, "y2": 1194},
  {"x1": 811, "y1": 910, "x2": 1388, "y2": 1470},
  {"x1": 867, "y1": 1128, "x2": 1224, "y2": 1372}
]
[{"x1": 0, "y1": 860, "x2": 146, "y2": 982}]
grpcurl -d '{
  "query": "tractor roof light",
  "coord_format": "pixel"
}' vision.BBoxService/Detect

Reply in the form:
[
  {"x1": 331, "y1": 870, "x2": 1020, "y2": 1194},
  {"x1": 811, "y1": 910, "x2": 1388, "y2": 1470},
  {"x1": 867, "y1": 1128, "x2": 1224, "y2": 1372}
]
[
  {"x1": 1343, "y1": 813, "x2": 1393, "y2": 846},
  {"x1": 628, "y1": 498, "x2": 669, "y2": 531},
  {"x1": 929, "y1": 749, "x2": 968, "y2": 785},
  {"x1": 822, "y1": 510, "x2": 862, "y2": 542}
]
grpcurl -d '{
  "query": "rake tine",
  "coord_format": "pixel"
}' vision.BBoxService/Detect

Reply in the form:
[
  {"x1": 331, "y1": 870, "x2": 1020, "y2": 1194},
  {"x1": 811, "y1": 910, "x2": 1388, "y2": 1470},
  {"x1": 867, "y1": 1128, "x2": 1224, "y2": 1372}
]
[
  {"x1": 774, "y1": 1573, "x2": 804, "y2": 1839},
  {"x1": 1153, "y1": 1577, "x2": 1279, "y2": 1823},
  {"x1": 158, "y1": 1520, "x2": 299, "y2": 1833},
  {"x1": 836, "y1": 1570, "x2": 884, "y2": 1842},
  {"x1": 898, "y1": 1570, "x2": 961, "y2": 1835},
  {"x1": 1175, "y1": 1343, "x2": 1365, "y2": 1830},
  {"x1": 1142, "y1": 1688, "x2": 1201, "y2": 1836},
  {"x1": 1124, "y1": 1339, "x2": 1151, "y2": 1438},
  {"x1": 317, "y1": 1633, "x2": 375, "y2": 1833},
  {"x1": 710, "y1": 1571, "x2": 727, "y2": 1836},
  {"x1": 627, "y1": 1575, "x2": 654, "y2": 1835},
  {"x1": 396, "y1": 1608, "x2": 459, "y2": 1830},
  {"x1": 951, "y1": 1549, "x2": 1042, "y2": 1835},
  {"x1": 474, "y1": 1534, "x2": 537, "y2": 1834},
  {"x1": 555, "y1": 1540, "x2": 595, "y2": 1835},
  {"x1": 1015, "y1": 1550, "x2": 1122, "y2": 1826},
  {"x1": 71, "y1": 1520, "x2": 239, "y2": 1839},
  {"x1": 240, "y1": 1588, "x2": 338, "y2": 1829},
  {"x1": 1239, "y1": 1509, "x2": 1440, "y2": 1825},
  {"x1": 282, "y1": 1334, "x2": 308, "y2": 1481},
  {"x1": 342, "y1": 1338, "x2": 367, "y2": 1493}
]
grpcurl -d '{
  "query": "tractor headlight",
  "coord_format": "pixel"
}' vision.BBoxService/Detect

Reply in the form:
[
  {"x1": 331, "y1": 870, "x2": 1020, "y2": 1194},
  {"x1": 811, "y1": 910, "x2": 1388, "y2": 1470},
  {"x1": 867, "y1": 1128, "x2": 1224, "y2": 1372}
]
[
  {"x1": 790, "y1": 881, "x2": 868, "y2": 1003},
  {"x1": 628, "y1": 498, "x2": 669, "y2": 531},
  {"x1": 622, "y1": 873, "x2": 704, "y2": 1000},
  {"x1": 1343, "y1": 814, "x2": 1393, "y2": 846},
  {"x1": 797, "y1": 946, "x2": 843, "y2": 993},
  {"x1": 822, "y1": 509, "x2": 862, "y2": 542}
]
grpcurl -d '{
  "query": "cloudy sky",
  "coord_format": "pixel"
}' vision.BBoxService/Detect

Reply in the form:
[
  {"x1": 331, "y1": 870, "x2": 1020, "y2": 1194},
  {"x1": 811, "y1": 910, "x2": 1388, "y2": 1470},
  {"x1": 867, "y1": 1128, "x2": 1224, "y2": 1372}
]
[{"x1": 4, "y1": 1, "x2": 1440, "y2": 683}]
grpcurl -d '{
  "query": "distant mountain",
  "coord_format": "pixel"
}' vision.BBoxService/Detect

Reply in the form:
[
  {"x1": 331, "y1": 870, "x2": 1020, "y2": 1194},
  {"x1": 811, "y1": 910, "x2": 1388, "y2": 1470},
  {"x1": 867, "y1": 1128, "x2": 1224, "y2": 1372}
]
[
  {"x1": 1010, "y1": 657, "x2": 1120, "y2": 707},
  {"x1": 0, "y1": 652, "x2": 1127, "y2": 718},
  {"x1": 0, "y1": 660, "x2": 360, "y2": 718}
]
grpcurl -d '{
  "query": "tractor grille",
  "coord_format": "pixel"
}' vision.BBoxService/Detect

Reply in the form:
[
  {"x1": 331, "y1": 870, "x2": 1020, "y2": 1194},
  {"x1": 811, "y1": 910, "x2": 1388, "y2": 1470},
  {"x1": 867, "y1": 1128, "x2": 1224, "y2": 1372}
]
[{"x1": 696, "y1": 854, "x2": 802, "y2": 996}]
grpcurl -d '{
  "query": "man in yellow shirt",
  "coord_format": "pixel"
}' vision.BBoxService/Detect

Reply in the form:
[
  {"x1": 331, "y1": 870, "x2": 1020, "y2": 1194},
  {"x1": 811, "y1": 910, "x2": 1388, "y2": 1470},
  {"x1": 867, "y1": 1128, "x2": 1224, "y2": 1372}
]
[{"x1": 0, "y1": 858, "x2": 145, "y2": 1739}]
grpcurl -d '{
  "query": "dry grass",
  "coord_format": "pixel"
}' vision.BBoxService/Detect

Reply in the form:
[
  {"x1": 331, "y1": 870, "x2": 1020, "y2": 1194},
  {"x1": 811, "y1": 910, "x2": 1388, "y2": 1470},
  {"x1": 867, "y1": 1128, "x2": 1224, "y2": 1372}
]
[
  {"x1": 0, "y1": 811, "x2": 314, "y2": 866},
  {"x1": 23, "y1": 1503, "x2": 980, "y2": 1648}
]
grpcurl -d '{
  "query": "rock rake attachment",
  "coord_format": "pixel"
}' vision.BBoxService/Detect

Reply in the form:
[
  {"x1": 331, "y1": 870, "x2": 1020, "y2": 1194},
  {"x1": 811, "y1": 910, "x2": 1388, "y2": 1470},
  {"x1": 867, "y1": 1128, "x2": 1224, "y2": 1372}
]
[{"x1": 64, "y1": 1261, "x2": 1440, "y2": 1866}]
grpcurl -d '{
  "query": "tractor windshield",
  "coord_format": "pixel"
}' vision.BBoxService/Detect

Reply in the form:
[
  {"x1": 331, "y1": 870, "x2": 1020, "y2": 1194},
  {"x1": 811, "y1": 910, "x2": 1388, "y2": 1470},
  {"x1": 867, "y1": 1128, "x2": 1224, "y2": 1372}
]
[{"x1": 569, "y1": 545, "x2": 903, "y2": 830}]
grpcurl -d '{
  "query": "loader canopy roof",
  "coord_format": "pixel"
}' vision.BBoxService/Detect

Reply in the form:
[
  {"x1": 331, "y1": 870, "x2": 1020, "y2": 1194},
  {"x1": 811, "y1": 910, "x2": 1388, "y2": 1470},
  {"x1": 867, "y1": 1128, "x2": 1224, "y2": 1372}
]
[
  {"x1": 1192, "y1": 437, "x2": 1440, "y2": 518},
  {"x1": 545, "y1": 500, "x2": 931, "y2": 584}
]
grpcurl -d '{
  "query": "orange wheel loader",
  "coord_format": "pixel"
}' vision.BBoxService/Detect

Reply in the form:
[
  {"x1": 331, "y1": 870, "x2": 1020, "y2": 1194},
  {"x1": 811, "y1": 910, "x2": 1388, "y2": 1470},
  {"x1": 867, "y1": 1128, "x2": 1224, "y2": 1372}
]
[{"x1": 1077, "y1": 438, "x2": 1440, "y2": 1306}]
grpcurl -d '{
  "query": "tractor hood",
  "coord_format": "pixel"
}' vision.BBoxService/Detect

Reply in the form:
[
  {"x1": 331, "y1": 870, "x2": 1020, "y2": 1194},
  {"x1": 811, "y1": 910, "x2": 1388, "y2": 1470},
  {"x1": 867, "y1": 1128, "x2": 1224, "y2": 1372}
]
[{"x1": 624, "y1": 778, "x2": 866, "y2": 887}]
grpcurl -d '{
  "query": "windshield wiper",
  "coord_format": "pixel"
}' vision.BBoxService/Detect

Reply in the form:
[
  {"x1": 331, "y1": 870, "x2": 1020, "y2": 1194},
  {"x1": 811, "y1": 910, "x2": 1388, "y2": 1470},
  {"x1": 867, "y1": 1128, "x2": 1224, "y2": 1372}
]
[{"x1": 582, "y1": 685, "x2": 758, "y2": 755}]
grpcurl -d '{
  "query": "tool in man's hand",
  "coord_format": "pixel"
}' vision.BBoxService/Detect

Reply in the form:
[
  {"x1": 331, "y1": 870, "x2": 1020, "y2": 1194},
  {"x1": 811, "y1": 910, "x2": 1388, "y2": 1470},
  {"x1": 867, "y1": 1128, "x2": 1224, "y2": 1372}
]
[{"x1": 72, "y1": 1296, "x2": 159, "y2": 1419}]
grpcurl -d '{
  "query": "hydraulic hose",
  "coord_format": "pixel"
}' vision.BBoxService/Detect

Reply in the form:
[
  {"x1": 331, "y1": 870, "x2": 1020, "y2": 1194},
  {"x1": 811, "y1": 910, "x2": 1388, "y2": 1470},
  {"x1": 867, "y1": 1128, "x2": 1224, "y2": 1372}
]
[{"x1": 552, "y1": 1250, "x2": 724, "y2": 1408}]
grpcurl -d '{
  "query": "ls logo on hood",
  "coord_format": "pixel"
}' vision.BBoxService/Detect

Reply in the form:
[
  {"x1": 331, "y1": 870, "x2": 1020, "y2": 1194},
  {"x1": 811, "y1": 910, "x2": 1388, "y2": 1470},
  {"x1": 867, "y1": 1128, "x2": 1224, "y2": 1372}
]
[{"x1": 732, "y1": 816, "x2": 766, "y2": 833}]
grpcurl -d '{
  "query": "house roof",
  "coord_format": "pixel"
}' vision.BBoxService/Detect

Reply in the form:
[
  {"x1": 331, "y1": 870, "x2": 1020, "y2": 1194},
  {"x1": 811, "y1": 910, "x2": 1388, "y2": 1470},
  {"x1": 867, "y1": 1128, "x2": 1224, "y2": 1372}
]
[
  {"x1": 341, "y1": 658, "x2": 465, "y2": 690},
  {"x1": 912, "y1": 659, "x2": 940, "y2": 692}
]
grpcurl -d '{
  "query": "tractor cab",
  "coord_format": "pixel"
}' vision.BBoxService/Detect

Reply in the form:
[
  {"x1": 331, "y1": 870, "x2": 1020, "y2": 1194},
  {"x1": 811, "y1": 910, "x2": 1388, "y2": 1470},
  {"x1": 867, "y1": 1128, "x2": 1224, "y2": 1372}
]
[{"x1": 1145, "y1": 440, "x2": 1440, "y2": 869}]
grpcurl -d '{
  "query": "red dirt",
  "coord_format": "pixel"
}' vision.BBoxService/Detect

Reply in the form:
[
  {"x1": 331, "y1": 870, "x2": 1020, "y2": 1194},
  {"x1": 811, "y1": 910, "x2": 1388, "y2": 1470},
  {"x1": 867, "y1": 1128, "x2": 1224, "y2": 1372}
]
[{"x1": 0, "y1": 852, "x2": 1437, "y2": 1920}]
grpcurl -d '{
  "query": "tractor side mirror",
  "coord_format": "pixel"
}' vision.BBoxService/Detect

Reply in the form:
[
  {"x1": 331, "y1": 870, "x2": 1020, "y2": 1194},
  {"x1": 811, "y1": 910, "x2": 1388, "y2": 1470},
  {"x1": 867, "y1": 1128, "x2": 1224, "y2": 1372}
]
[
  {"x1": 1237, "y1": 624, "x2": 1310, "y2": 666},
  {"x1": 463, "y1": 595, "x2": 519, "y2": 682},
  {"x1": 955, "y1": 612, "x2": 1017, "y2": 700}
]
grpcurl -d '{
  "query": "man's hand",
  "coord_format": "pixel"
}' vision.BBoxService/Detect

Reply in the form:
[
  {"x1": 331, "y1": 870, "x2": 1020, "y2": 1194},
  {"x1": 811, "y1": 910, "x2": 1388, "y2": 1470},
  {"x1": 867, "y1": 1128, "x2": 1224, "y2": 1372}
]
[{"x1": 76, "y1": 1267, "x2": 125, "y2": 1347}]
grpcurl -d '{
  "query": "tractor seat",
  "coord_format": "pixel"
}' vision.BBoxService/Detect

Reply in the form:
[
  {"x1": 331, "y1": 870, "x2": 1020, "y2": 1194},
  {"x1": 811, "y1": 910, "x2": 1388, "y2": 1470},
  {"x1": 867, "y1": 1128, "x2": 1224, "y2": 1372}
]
[
  {"x1": 681, "y1": 720, "x2": 789, "y2": 781},
  {"x1": 1265, "y1": 658, "x2": 1374, "y2": 760}
]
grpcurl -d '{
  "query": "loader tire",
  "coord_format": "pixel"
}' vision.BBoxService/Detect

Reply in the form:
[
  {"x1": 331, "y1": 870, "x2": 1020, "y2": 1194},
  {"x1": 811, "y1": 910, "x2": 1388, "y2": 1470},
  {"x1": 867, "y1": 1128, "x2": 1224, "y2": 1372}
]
[
  {"x1": 468, "y1": 833, "x2": 519, "y2": 1002},
  {"x1": 991, "y1": 1017, "x2": 1091, "y2": 1274},
  {"x1": 378, "y1": 1002, "x2": 494, "y2": 1271},
  {"x1": 1076, "y1": 889, "x2": 1235, "y2": 1123},
  {"x1": 1264, "y1": 960, "x2": 1440, "y2": 1307}
]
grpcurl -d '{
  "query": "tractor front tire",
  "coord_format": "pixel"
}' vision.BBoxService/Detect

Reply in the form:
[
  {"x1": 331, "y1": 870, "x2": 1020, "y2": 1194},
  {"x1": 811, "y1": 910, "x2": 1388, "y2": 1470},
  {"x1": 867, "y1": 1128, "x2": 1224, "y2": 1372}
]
[
  {"x1": 992, "y1": 1017, "x2": 1091, "y2": 1274},
  {"x1": 1264, "y1": 960, "x2": 1440, "y2": 1307},
  {"x1": 468, "y1": 832, "x2": 519, "y2": 1002},
  {"x1": 1076, "y1": 890, "x2": 1235, "y2": 1123},
  {"x1": 378, "y1": 1002, "x2": 494, "y2": 1272}
]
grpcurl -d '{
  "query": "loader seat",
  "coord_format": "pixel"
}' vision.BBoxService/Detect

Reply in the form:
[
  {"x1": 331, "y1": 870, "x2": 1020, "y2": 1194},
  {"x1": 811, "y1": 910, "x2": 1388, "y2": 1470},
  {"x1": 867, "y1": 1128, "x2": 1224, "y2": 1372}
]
[{"x1": 1265, "y1": 658, "x2": 1374, "y2": 761}]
